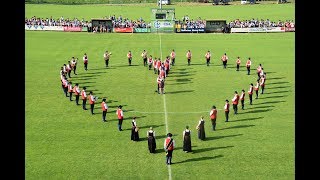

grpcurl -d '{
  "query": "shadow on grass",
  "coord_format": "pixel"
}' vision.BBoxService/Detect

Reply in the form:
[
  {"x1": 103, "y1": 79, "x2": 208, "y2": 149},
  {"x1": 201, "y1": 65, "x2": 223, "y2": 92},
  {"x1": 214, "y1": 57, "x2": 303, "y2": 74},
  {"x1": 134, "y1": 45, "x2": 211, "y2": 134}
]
[
  {"x1": 262, "y1": 90, "x2": 291, "y2": 94},
  {"x1": 165, "y1": 90, "x2": 194, "y2": 94},
  {"x1": 114, "y1": 64, "x2": 139, "y2": 67},
  {"x1": 258, "y1": 95, "x2": 288, "y2": 99},
  {"x1": 238, "y1": 109, "x2": 272, "y2": 114},
  {"x1": 73, "y1": 81, "x2": 95, "y2": 84},
  {"x1": 139, "y1": 134, "x2": 168, "y2": 142},
  {"x1": 245, "y1": 105, "x2": 274, "y2": 110},
  {"x1": 267, "y1": 81, "x2": 289, "y2": 85},
  {"x1": 176, "y1": 78, "x2": 192, "y2": 82},
  {"x1": 228, "y1": 116, "x2": 264, "y2": 122},
  {"x1": 170, "y1": 82, "x2": 193, "y2": 85},
  {"x1": 173, "y1": 155, "x2": 224, "y2": 164},
  {"x1": 267, "y1": 77, "x2": 286, "y2": 80},
  {"x1": 267, "y1": 86, "x2": 290, "y2": 89},
  {"x1": 253, "y1": 100, "x2": 286, "y2": 105},
  {"x1": 204, "y1": 134, "x2": 243, "y2": 140},
  {"x1": 218, "y1": 125, "x2": 255, "y2": 130},
  {"x1": 82, "y1": 71, "x2": 106, "y2": 75},
  {"x1": 192, "y1": 145, "x2": 234, "y2": 154}
]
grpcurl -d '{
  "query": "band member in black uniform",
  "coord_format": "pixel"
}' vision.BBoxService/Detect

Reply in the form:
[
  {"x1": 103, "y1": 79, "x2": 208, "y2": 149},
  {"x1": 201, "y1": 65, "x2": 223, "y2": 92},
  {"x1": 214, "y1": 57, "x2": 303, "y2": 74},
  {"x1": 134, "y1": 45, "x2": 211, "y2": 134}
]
[
  {"x1": 182, "y1": 126, "x2": 192, "y2": 152},
  {"x1": 147, "y1": 127, "x2": 156, "y2": 153}
]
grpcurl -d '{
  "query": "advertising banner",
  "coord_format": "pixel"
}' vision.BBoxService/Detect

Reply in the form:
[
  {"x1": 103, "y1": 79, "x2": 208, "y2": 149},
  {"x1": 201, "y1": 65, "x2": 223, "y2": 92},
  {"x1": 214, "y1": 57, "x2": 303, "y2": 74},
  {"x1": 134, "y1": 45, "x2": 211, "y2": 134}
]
[
  {"x1": 231, "y1": 27, "x2": 285, "y2": 33},
  {"x1": 134, "y1": 28, "x2": 151, "y2": 33},
  {"x1": 113, "y1": 27, "x2": 134, "y2": 33},
  {"x1": 63, "y1": 26, "x2": 82, "y2": 32},
  {"x1": 151, "y1": 20, "x2": 174, "y2": 33},
  {"x1": 285, "y1": 27, "x2": 295, "y2": 32},
  {"x1": 25, "y1": 25, "x2": 64, "y2": 31},
  {"x1": 205, "y1": 20, "x2": 226, "y2": 33},
  {"x1": 175, "y1": 28, "x2": 205, "y2": 33}
]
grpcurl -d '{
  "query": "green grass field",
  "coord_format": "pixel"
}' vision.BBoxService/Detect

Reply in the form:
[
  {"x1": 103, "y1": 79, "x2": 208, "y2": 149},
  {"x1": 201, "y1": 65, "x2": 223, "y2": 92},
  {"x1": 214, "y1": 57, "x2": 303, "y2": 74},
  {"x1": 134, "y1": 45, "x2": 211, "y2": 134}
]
[{"x1": 26, "y1": 3, "x2": 295, "y2": 180}]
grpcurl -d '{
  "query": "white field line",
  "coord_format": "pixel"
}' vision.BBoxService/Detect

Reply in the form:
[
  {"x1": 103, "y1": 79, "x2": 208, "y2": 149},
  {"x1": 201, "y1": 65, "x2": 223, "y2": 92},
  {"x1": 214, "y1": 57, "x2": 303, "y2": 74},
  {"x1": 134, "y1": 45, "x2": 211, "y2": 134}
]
[{"x1": 159, "y1": 33, "x2": 172, "y2": 180}]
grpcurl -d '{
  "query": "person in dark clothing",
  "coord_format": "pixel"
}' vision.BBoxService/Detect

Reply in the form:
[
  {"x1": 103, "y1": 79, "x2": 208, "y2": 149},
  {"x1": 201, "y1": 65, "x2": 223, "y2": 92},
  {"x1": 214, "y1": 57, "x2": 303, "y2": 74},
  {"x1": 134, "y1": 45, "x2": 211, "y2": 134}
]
[
  {"x1": 131, "y1": 117, "x2": 139, "y2": 141},
  {"x1": 196, "y1": 116, "x2": 206, "y2": 140},
  {"x1": 183, "y1": 126, "x2": 192, "y2": 152},
  {"x1": 147, "y1": 127, "x2": 156, "y2": 153}
]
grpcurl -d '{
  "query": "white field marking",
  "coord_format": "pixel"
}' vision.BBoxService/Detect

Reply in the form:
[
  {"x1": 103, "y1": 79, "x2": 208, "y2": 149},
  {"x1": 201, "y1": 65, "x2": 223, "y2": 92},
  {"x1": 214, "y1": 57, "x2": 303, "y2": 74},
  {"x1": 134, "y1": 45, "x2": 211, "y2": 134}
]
[{"x1": 159, "y1": 33, "x2": 172, "y2": 180}]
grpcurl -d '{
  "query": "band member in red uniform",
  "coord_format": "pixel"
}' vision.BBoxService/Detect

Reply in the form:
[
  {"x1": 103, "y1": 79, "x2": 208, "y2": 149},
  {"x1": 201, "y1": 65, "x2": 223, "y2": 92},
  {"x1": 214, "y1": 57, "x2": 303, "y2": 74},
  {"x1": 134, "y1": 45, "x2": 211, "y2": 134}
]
[
  {"x1": 236, "y1": 56, "x2": 241, "y2": 71},
  {"x1": 141, "y1": 50, "x2": 148, "y2": 66},
  {"x1": 209, "y1": 106, "x2": 217, "y2": 131},
  {"x1": 116, "y1": 105, "x2": 124, "y2": 131},
  {"x1": 246, "y1": 57, "x2": 252, "y2": 75},
  {"x1": 248, "y1": 83, "x2": 254, "y2": 105},
  {"x1": 101, "y1": 98, "x2": 108, "y2": 122},
  {"x1": 89, "y1": 91, "x2": 96, "y2": 115},
  {"x1": 221, "y1": 53, "x2": 228, "y2": 68},
  {"x1": 170, "y1": 49, "x2": 176, "y2": 66},
  {"x1": 73, "y1": 83, "x2": 80, "y2": 105},
  {"x1": 256, "y1": 64, "x2": 262, "y2": 81},
  {"x1": 232, "y1": 91, "x2": 240, "y2": 114},
  {"x1": 224, "y1": 99, "x2": 230, "y2": 122},
  {"x1": 83, "y1": 53, "x2": 88, "y2": 71},
  {"x1": 104, "y1": 50, "x2": 111, "y2": 67},
  {"x1": 254, "y1": 80, "x2": 260, "y2": 99},
  {"x1": 260, "y1": 74, "x2": 266, "y2": 94},
  {"x1": 71, "y1": 57, "x2": 78, "y2": 75},
  {"x1": 67, "y1": 81, "x2": 73, "y2": 101},
  {"x1": 164, "y1": 133, "x2": 175, "y2": 165},
  {"x1": 81, "y1": 87, "x2": 87, "y2": 110},
  {"x1": 205, "y1": 50, "x2": 211, "y2": 66},
  {"x1": 186, "y1": 50, "x2": 192, "y2": 66},
  {"x1": 240, "y1": 89, "x2": 245, "y2": 110},
  {"x1": 127, "y1": 51, "x2": 132, "y2": 66},
  {"x1": 66, "y1": 61, "x2": 72, "y2": 78},
  {"x1": 148, "y1": 55, "x2": 153, "y2": 70},
  {"x1": 153, "y1": 57, "x2": 158, "y2": 74}
]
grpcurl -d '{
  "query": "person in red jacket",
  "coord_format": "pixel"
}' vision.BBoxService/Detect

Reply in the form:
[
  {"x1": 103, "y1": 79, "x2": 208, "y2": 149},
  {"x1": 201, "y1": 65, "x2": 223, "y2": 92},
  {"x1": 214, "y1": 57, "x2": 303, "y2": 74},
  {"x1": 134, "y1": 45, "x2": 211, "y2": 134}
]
[
  {"x1": 73, "y1": 83, "x2": 80, "y2": 105},
  {"x1": 205, "y1": 50, "x2": 211, "y2": 66},
  {"x1": 236, "y1": 56, "x2": 241, "y2": 71},
  {"x1": 232, "y1": 91, "x2": 240, "y2": 115},
  {"x1": 248, "y1": 83, "x2": 254, "y2": 105},
  {"x1": 224, "y1": 99, "x2": 230, "y2": 122},
  {"x1": 246, "y1": 57, "x2": 252, "y2": 75},
  {"x1": 260, "y1": 74, "x2": 266, "y2": 94},
  {"x1": 67, "y1": 81, "x2": 73, "y2": 101},
  {"x1": 81, "y1": 87, "x2": 87, "y2": 110},
  {"x1": 127, "y1": 51, "x2": 132, "y2": 66},
  {"x1": 83, "y1": 53, "x2": 88, "y2": 71},
  {"x1": 209, "y1": 105, "x2": 217, "y2": 131},
  {"x1": 164, "y1": 133, "x2": 175, "y2": 165},
  {"x1": 116, "y1": 105, "x2": 124, "y2": 131},
  {"x1": 89, "y1": 91, "x2": 97, "y2": 115},
  {"x1": 186, "y1": 50, "x2": 192, "y2": 66},
  {"x1": 101, "y1": 98, "x2": 108, "y2": 122},
  {"x1": 170, "y1": 49, "x2": 176, "y2": 66},
  {"x1": 254, "y1": 80, "x2": 260, "y2": 99},
  {"x1": 240, "y1": 89, "x2": 245, "y2": 110}
]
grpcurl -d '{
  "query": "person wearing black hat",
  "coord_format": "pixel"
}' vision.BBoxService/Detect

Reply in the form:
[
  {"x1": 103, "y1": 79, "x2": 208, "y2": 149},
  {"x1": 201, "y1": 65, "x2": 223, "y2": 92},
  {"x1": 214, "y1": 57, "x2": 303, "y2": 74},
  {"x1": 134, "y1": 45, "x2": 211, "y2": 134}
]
[
  {"x1": 101, "y1": 98, "x2": 108, "y2": 122},
  {"x1": 164, "y1": 133, "x2": 175, "y2": 165},
  {"x1": 182, "y1": 126, "x2": 192, "y2": 153},
  {"x1": 224, "y1": 99, "x2": 230, "y2": 122},
  {"x1": 116, "y1": 105, "x2": 124, "y2": 131},
  {"x1": 209, "y1": 106, "x2": 217, "y2": 131}
]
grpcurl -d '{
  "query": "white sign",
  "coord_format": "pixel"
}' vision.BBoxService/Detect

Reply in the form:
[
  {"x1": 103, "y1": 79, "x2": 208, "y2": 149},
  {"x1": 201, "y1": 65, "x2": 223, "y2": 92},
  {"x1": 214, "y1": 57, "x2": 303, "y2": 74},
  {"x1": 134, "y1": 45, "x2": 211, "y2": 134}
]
[
  {"x1": 231, "y1": 27, "x2": 285, "y2": 33},
  {"x1": 25, "y1": 25, "x2": 64, "y2": 31},
  {"x1": 152, "y1": 21, "x2": 173, "y2": 29}
]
